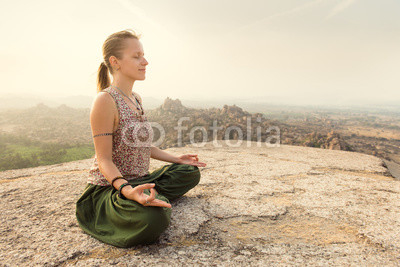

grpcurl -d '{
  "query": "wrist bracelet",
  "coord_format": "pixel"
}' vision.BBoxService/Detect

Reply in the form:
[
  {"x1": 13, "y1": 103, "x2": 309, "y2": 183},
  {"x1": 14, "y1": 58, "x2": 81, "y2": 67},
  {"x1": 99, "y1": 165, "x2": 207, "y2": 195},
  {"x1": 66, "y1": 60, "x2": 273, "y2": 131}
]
[
  {"x1": 111, "y1": 176, "x2": 124, "y2": 188},
  {"x1": 118, "y1": 182, "x2": 131, "y2": 198}
]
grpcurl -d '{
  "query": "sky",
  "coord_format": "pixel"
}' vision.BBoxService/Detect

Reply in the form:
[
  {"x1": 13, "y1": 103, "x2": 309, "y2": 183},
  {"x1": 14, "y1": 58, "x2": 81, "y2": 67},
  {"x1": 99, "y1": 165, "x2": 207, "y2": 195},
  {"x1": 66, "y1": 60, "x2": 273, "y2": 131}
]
[{"x1": 0, "y1": 0, "x2": 399, "y2": 106}]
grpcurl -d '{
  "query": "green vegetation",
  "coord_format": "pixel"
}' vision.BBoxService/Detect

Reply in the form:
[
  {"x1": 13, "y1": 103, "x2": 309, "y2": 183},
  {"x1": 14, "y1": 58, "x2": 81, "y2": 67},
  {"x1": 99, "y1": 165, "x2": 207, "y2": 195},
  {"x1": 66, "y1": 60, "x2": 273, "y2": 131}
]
[{"x1": 0, "y1": 133, "x2": 94, "y2": 171}]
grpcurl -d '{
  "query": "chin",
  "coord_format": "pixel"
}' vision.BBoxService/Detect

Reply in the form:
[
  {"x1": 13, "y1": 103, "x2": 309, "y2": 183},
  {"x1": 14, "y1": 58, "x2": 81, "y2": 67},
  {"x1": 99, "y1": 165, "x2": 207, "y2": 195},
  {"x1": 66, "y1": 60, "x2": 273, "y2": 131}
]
[{"x1": 131, "y1": 75, "x2": 145, "y2": 80}]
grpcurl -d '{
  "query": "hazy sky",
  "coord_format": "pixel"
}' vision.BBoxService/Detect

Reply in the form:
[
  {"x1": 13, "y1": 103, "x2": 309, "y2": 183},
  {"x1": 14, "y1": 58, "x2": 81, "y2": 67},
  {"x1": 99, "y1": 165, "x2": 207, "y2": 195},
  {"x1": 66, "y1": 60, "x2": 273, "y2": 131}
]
[{"x1": 1, "y1": 0, "x2": 399, "y2": 106}]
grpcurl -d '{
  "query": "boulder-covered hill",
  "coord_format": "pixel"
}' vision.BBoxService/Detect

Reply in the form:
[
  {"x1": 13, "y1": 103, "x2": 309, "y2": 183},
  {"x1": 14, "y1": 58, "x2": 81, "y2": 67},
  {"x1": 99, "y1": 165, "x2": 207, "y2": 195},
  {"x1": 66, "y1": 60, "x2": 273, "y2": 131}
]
[
  {"x1": 0, "y1": 141, "x2": 399, "y2": 266},
  {"x1": 148, "y1": 97, "x2": 352, "y2": 151}
]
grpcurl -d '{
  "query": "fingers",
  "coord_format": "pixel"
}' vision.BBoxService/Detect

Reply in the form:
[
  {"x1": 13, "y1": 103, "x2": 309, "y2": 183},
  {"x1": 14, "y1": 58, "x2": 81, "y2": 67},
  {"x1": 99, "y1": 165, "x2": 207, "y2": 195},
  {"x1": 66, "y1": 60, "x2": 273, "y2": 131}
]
[
  {"x1": 146, "y1": 187, "x2": 156, "y2": 203},
  {"x1": 186, "y1": 154, "x2": 198, "y2": 160},
  {"x1": 134, "y1": 184, "x2": 170, "y2": 208},
  {"x1": 148, "y1": 199, "x2": 172, "y2": 208},
  {"x1": 134, "y1": 183, "x2": 155, "y2": 191},
  {"x1": 190, "y1": 154, "x2": 199, "y2": 162},
  {"x1": 142, "y1": 194, "x2": 172, "y2": 208},
  {"x1": 192, "y1": 161, "x2": 206, "y2": 167},
  {"x1": 125, "y1": 183, "x2": 169, "y2": 208}
]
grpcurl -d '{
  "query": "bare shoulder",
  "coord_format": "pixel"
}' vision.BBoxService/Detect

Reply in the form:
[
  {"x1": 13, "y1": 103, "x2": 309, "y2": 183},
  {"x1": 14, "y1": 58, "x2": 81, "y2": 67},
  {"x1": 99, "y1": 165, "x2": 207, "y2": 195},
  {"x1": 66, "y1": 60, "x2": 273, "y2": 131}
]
[{"x1": 91, "y1": 91, "x2": 117, "y2": 114}]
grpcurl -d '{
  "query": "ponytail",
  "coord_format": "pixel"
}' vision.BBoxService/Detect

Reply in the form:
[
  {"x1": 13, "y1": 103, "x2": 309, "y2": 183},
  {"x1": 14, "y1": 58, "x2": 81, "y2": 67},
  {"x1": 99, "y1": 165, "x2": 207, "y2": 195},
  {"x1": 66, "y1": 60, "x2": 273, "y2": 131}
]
[{"x1": 97, "y1": 61, "x2": 110, "y2": 92}]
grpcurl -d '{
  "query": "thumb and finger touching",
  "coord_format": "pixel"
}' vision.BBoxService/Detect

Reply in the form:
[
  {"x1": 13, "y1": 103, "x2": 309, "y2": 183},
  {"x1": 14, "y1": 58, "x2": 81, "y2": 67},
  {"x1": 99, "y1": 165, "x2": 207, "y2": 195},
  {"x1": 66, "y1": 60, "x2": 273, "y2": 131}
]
[{"x1": 132, "y1": 183, "x2": 171, "y2": 208}]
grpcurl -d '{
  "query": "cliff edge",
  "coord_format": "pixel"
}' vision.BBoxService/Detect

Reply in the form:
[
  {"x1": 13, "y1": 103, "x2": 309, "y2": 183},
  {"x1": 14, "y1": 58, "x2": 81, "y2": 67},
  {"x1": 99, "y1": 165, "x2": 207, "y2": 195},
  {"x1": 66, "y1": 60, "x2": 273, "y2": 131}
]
[{"x1": 0, "y1": 141, "x2": 399, "y2": 266}]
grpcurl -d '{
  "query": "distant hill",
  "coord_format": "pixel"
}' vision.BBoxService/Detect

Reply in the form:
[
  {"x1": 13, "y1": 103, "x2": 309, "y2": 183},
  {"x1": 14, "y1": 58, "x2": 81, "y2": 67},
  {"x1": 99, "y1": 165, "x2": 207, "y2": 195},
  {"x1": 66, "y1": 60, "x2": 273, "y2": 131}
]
[
  {"x1": 0, "y1": 95, "x2": 163, "y2": 110},
  {"x1": 1, "y1": 98, "x2": 400, "y2": 171},
  {"x1": 2, "y1": 94, "x2": 399, "y2": 113}
]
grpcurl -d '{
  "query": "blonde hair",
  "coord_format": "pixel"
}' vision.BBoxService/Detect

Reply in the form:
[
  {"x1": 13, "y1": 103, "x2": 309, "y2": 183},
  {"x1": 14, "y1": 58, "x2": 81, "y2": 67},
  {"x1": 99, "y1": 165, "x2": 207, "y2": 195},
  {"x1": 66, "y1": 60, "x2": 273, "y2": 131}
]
[{"x1": 97, "y1": 29, "x2": 142, "y2": 92}]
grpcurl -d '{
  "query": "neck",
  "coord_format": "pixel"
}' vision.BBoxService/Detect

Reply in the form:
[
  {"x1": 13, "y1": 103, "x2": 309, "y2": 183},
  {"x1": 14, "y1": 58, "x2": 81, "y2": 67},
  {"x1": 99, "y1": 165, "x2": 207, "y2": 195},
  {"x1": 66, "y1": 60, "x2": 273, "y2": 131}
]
[{"x1": 111, "y1": 79, "x2": 135, "y2": 97}]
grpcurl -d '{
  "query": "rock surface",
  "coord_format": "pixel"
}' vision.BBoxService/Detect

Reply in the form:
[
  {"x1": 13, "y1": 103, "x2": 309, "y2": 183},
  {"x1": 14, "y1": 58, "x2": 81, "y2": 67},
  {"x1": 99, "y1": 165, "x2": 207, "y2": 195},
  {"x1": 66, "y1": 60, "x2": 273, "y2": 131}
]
[{"x1": 0, "y1": 141, "x2": 399, "y2": 266}]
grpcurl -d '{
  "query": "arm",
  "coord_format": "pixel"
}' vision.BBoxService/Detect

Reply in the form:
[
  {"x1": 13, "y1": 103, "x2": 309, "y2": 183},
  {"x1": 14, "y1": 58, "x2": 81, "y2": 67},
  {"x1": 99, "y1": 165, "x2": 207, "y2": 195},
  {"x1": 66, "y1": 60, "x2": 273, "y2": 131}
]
[
  {"x1": 150, "y1": 145, "x2": 181, "y2": 163},
  {"x1": 150, "y1": 145, "x2": 207, "y2": 167},
  {"x1": 90, "y1": 93, "x2": 171, "y2": 208},
  {"x1": 90, "y1": 92, "x2": 132, "y2": 194}
]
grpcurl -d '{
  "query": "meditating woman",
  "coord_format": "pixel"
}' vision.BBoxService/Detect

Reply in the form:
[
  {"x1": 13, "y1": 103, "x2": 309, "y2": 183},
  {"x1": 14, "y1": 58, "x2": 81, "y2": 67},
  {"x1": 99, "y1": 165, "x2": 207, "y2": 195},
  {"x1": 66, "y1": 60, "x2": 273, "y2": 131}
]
[{"x1": 75, "y1": 29, "x2": 206, "y2": 248}]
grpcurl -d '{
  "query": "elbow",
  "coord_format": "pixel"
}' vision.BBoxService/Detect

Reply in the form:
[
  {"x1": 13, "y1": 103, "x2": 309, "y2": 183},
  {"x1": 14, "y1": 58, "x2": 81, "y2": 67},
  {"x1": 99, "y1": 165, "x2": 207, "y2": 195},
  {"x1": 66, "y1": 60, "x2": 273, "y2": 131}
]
[{"x1": 97, "y1": 157, "x2": 113, "y2": 167}]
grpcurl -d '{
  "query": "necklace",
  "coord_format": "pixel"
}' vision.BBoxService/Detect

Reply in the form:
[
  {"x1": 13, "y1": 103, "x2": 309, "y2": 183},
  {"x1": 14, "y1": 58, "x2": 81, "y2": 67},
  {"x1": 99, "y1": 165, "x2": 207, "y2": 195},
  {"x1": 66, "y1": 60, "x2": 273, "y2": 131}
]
[{"x1": 110, "y1": 85, "x2": 144, "y2": 116}]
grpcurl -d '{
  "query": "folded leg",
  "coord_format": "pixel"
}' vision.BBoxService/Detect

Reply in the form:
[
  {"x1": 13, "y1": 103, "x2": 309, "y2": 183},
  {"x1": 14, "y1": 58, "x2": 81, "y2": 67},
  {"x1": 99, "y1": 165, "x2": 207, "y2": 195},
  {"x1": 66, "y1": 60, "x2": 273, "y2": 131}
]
[{"x1": 76, "y1": 184, "x2": 171, "y2": 248}]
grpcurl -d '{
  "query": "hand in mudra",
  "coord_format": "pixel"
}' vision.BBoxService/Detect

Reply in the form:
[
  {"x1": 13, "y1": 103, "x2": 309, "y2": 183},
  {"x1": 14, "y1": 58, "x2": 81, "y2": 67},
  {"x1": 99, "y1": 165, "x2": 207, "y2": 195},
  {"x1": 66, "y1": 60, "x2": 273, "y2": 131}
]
[
  {"x1": 124, "y1": 183, "x2": 171, "y2": 208},
  {"x1": 177, "y1": 154, "x2": 207, "y2": 167}
]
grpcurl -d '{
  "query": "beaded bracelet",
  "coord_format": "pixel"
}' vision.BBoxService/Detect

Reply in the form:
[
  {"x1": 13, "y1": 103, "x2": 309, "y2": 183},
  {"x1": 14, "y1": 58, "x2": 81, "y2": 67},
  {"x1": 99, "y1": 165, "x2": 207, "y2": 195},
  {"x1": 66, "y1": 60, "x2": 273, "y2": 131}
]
[
  {"x1": 111, "y1": 176, "x2": 125, "y2": 188},
  {"x1": 118, "y1": 182, "x2": 131, "y2": 198}
]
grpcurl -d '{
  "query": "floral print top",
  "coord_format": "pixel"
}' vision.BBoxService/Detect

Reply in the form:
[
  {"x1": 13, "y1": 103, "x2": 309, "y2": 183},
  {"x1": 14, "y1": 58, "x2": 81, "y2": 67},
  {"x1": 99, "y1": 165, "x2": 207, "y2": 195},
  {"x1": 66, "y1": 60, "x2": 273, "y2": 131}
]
[{"x1": 87, "y1": 86, "x2": 154, "y2": 186}]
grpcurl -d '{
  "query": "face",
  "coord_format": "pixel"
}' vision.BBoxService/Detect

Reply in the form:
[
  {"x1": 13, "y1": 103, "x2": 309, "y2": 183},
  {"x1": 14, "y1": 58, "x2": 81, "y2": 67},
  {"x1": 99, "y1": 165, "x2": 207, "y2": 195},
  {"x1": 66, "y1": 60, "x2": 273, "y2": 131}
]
[{"x1": 114, "y1": 38, "x2": 148, "y2": 80}]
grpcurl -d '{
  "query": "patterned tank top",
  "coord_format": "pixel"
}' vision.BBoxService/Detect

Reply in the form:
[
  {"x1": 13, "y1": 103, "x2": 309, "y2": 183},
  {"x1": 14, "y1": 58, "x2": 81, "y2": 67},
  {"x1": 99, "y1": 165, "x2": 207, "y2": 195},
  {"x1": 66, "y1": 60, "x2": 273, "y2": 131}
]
[{"x1": 87, "y1": 86, "x2": 154, "y2": 186}]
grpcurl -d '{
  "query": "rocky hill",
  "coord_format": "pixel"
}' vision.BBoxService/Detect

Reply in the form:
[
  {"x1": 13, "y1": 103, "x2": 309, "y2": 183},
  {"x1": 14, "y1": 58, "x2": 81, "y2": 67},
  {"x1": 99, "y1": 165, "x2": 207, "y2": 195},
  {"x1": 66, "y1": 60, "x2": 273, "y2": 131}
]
[
  {"x1": 147, "y1": 98, "x2": 352, "y2": 151},
  {"x1": 0, "y1": 141, "x2": 399, "y2": 266}
]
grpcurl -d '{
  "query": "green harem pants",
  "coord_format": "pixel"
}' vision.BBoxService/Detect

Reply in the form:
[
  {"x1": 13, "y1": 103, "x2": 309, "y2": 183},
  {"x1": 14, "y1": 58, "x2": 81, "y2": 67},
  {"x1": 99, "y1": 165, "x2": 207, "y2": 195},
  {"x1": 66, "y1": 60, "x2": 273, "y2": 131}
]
[{"x1": 75, "y1": 163, "x2": 201, "y2": 248}]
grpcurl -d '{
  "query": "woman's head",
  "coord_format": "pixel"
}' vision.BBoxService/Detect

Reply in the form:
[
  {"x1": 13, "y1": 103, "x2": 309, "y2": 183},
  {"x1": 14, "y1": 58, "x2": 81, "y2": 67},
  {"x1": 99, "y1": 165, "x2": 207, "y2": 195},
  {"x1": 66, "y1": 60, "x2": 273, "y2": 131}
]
[{"x1": 97, "y1": 29, "x2": 148, "y2": 92}]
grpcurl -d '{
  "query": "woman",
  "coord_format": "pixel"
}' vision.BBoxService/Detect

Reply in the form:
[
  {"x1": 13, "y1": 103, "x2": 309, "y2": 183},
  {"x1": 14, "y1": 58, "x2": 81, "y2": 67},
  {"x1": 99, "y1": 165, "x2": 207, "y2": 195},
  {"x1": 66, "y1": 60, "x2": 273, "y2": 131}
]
[{"x1": 75, "y1": 29, "x2": 207, "y2": 248}]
